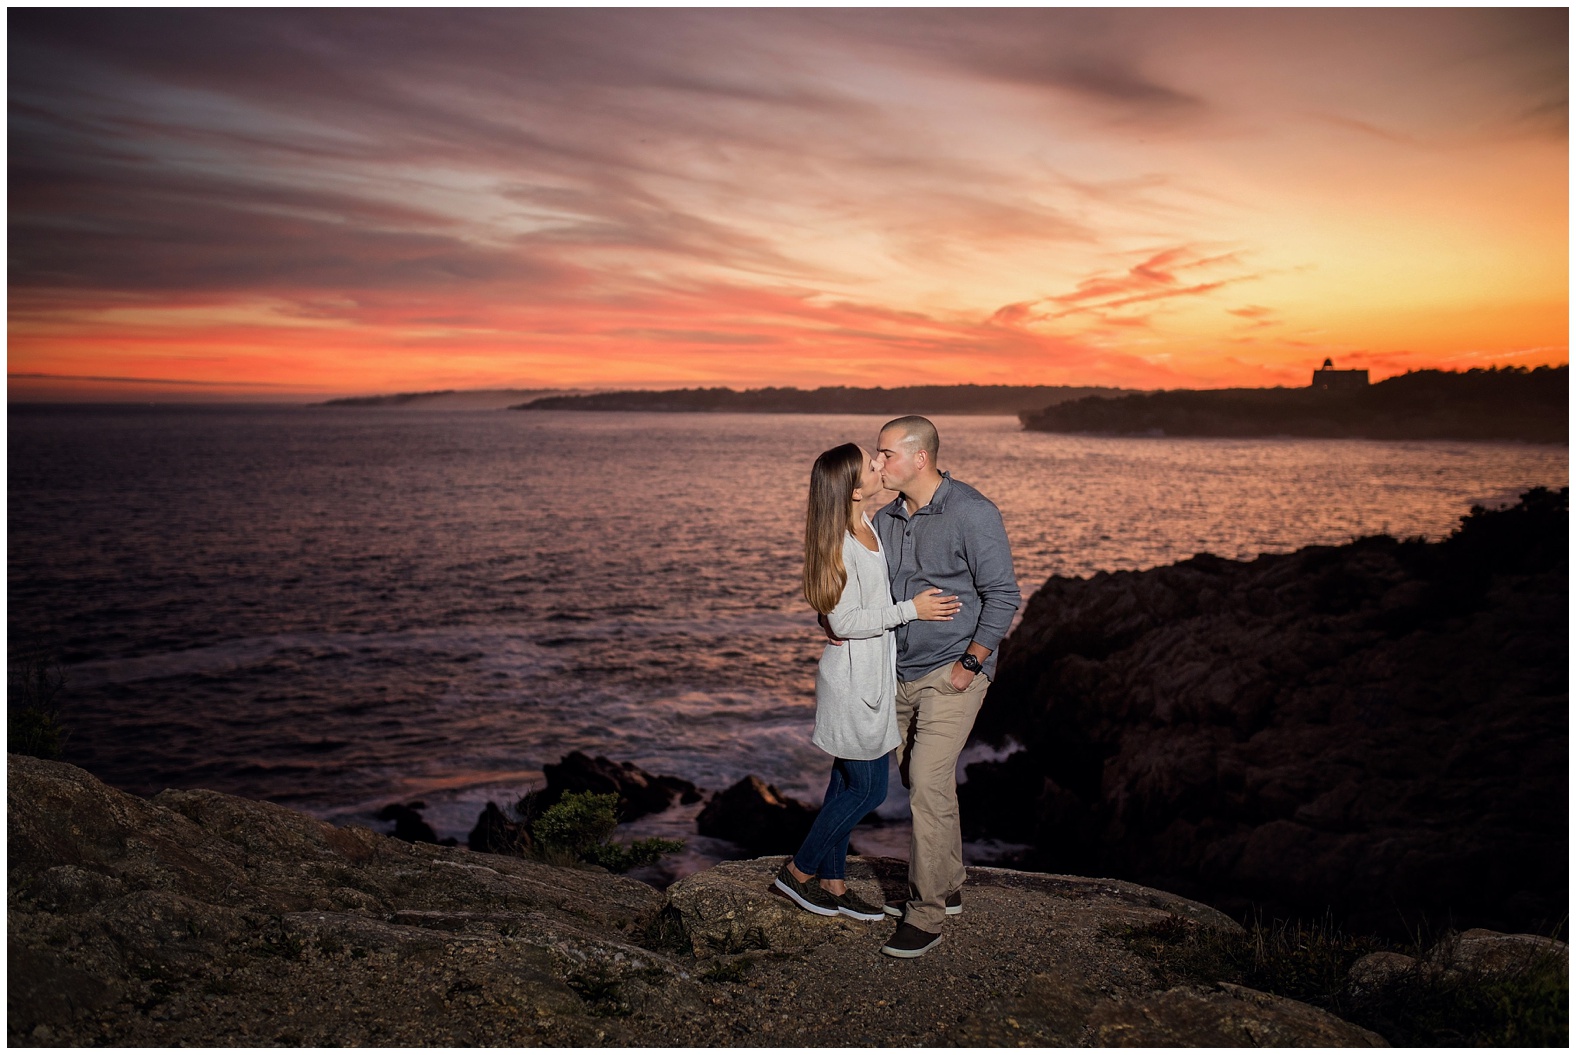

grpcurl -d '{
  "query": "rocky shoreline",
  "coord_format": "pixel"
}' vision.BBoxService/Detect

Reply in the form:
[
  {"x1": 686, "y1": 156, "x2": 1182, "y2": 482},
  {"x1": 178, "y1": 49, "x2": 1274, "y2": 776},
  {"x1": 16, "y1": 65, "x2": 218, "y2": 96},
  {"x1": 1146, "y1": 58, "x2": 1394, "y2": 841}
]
[
  {"x1": 10, "y1": 490, "x2": 1567, "y2": 1044},
  {"x1": 11, "y1": 755, "x2": 1566, "y2": 1046}
]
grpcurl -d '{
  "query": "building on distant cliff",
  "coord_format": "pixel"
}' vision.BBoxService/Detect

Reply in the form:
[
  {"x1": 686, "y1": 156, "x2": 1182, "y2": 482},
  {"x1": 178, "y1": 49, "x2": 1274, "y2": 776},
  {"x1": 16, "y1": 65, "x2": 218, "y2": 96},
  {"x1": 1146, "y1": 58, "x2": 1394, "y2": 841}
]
[{"x1": 1311, "y1": 358, "x2": 1370, "y2": 390}]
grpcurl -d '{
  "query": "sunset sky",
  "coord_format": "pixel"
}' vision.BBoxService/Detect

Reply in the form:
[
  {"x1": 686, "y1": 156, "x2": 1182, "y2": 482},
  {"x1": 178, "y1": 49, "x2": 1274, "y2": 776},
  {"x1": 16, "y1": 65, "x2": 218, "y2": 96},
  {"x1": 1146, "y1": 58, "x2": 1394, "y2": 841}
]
[{"x1": 8, "y1": 8, "x2": 1569, "y2": 400}]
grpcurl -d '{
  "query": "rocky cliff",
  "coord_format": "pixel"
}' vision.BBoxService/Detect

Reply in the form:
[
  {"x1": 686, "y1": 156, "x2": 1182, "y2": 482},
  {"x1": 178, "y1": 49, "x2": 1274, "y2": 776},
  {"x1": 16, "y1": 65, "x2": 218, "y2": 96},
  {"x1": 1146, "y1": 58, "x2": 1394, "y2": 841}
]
[
  {"x1": 9, "y1": 754, "x2": 1421, "y2": 1046},
  {"x1": 969, "y1": 488, "x2": 1568, "y2": 934}
]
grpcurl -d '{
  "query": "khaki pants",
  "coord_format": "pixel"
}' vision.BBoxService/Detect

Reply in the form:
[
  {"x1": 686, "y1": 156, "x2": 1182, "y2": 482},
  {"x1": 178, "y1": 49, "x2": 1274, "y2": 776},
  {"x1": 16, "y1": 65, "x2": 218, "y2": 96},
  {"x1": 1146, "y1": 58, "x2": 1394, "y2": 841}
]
[{"x1": 894, "y1": 663, "x2": 990, "y2": 932}]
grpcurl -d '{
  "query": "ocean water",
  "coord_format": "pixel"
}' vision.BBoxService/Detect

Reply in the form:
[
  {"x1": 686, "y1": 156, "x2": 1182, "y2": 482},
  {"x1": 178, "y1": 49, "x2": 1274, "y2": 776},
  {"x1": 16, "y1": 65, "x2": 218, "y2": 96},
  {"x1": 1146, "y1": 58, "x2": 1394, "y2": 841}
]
[{"x1": 8, "y1": 405, "x2": 1566, "y2": 873}]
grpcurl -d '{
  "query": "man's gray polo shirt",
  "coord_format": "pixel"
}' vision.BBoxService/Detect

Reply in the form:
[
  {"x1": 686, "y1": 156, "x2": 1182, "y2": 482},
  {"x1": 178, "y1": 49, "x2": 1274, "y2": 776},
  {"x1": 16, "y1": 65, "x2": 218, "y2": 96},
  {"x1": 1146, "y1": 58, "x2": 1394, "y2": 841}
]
[{"x1": 875, "y1": 473, "x2": 1021, "y2": 681}]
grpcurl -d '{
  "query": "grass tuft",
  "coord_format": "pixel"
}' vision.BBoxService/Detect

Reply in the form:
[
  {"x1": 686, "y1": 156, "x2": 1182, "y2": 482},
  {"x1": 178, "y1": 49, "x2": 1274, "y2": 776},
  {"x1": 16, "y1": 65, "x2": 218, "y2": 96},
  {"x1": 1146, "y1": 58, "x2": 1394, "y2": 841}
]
[
  {"x1": 637, "y1": 905, "x2": 693, "y2": 957},
  {"x1": 566, "y1": 963, "x2": 629, "y2": 1017},
  {"x1": 700, "y1": 956, "x2": 754, "y2": 984}
]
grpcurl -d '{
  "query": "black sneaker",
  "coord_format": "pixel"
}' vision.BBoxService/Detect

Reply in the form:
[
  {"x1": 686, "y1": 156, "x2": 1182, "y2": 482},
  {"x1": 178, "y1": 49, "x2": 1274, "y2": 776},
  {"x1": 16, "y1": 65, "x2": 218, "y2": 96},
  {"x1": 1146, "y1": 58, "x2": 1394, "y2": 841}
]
[
  {"x1": 832, "y1": 889, "x2": 886, "y2": 921},
  {"x1": 883, "y1": 890, "x2": 963, "y2": 918},
  {"x1": 773, "y1": 863, "x2": 839, "y2": 916},
  {"x1": 880, "y1": 921, "x2": 942, "y2": 958}
]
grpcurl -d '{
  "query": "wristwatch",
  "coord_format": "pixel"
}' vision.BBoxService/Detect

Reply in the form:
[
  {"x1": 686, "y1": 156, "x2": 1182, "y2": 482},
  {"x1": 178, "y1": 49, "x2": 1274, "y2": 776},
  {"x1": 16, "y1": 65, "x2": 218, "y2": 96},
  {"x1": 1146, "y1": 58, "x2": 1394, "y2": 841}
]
[{"x1": 959, "y1": 653, "x2": 983, "y2": 674}]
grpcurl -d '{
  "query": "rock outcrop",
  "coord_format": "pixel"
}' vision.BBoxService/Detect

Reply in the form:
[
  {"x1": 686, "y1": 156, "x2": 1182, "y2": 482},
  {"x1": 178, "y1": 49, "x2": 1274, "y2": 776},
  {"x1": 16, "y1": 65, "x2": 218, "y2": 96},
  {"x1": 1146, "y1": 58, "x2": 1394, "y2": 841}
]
[
  {"x1": 695, "y1": 775, "x2": 817, "y2": 853},
  {"x1": 10, "y1": 755, "x2": 1407, "y2": 1046},
  {"x1": 375, "y1": 800, "x2": 452, "y2": 845},
  {"x1": 536, "y1": 751, "x2": 701, "y2": 822},
  {"x1": 969, "y1": 488, "x2": 1568, "y2": 934},
  {"x1": 466, "y1": 801, "x2": 531, "y2": 854},
  {"x1": 8, "y1": 754, "x2": 674, "y2": 1045}
]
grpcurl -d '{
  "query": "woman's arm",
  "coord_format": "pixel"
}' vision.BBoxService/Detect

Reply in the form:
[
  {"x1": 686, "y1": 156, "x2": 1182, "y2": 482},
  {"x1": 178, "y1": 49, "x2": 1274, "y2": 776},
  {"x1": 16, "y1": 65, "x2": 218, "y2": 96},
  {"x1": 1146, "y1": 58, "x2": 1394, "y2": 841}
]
[{"x1": 825, "y1": 543, "x2": 917, "y2": 640}]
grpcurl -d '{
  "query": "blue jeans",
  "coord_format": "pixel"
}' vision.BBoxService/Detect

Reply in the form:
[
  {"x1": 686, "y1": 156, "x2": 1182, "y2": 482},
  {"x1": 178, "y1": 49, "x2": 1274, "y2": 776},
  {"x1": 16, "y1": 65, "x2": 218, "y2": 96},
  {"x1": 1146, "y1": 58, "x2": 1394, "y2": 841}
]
[{"x1": 792, "y1": 756, "x2": 889, "y2": 880}]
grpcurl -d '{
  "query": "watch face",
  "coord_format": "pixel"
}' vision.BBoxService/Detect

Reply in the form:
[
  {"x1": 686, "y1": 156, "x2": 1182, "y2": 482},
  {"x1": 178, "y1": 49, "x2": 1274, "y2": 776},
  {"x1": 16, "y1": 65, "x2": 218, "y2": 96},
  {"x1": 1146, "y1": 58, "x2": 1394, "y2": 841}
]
[{"x1": 961, "y1": 654, "x2": 981, "y2": 672}]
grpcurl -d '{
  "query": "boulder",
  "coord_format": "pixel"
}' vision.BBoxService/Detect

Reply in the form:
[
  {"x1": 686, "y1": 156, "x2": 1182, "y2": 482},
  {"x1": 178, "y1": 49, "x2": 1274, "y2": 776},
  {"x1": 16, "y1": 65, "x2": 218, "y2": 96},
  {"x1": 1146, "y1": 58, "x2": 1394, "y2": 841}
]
[
  {"x1": 537, "y1": 751, "x2": 701, "y2": 821},
  {"x1": 375, "y1": 801, "x2": 450, "y2": 845},
  {"x1": 1345, "y1": 951, "x2": 1419, "y2": 994},
  {"x1": 695, "y1": 775, "x2": 816, "y2": 854},
  {"x1": 665, "y1": 856, "x2": 881, "y2": 956},
  {"x1": 1431, "y1": 928, "x2": 1569, "y2": 977},
  {"x1": 467, "y1": 800, "x2": 531, "y2": 855},
  {"x1": 653, "y1": 773, "x2": 704, "y2": 806},
  {"x1": 1344, "y1": 927, "x2": 1569, "y2": 999}
]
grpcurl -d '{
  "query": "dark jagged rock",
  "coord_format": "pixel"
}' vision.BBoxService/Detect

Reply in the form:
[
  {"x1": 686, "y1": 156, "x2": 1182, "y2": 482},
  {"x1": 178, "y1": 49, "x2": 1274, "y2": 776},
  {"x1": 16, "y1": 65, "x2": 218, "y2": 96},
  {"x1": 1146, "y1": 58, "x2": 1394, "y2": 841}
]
[
  {"x1": 467, "y1": 800, "x2": 531, "y2": 855},
  {"x1": 968, "y1": 488, "x2": 1569, "y2": 935},
  {"x1": 537, "y1": 751, "x2": 699, "y2": 821},
  {"x1": 652, "y1": 774, "x2": 704, "y2": 805},
  {"x1": 375, "y1": 801, "x2": 454, "y2": 845},
  {"x1": 695, "y1": 775, "x2": 817, "y2": 854}
]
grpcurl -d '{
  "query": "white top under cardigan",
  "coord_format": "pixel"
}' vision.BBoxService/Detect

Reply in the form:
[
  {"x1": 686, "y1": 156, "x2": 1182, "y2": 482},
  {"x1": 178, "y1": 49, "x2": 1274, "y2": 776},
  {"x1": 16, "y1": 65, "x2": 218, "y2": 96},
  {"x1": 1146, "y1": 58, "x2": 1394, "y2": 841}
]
[{"x1": 812, "y1": 520, "x2": 918, "y2": 760}]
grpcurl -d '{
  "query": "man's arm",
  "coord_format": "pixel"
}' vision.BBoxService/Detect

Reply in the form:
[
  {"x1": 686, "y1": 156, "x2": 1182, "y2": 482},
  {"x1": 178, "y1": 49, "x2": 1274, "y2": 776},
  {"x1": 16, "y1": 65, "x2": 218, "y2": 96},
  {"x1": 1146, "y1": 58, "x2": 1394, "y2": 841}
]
[{"x1": 950, "y1": 501, "x2": 1021, "y2": 688}]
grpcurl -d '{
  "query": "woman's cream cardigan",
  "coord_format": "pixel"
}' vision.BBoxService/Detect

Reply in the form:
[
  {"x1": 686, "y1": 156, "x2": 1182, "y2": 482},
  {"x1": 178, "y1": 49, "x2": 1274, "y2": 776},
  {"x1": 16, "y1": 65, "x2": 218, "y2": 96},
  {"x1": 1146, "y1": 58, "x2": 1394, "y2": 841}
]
[{"x1": 812, "y1": 523, "x2": 917, "y2": 760}]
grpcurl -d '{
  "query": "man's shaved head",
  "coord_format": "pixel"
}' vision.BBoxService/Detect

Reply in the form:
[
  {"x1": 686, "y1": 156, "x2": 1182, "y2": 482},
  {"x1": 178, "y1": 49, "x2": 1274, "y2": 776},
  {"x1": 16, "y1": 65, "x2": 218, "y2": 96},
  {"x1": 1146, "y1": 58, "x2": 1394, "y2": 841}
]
[{"x1": 880, "y1": 415, "x2": 939, "y2": 461}]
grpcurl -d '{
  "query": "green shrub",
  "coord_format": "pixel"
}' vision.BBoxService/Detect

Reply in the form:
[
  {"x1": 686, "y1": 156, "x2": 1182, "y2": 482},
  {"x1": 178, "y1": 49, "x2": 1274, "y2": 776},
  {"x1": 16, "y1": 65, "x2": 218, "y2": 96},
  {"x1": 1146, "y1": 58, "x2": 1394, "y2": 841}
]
[
  {"x1": 583, "y1": 836, "x2": 686, "y2": 873},
  {"x1": 532, "y1": 791, "x2": 620, "y2": 856},
  {"x1": 529, "y1": 791, "x2": 683, "y2": 874}
]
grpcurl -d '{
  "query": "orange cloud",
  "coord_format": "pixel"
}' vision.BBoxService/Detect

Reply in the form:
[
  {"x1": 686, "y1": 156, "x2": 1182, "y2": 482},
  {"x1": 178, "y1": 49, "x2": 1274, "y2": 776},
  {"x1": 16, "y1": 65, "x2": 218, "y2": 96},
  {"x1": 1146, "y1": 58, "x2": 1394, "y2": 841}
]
[{"x1": 7, "y1": 9, "x2": 1566, "y2": 398}]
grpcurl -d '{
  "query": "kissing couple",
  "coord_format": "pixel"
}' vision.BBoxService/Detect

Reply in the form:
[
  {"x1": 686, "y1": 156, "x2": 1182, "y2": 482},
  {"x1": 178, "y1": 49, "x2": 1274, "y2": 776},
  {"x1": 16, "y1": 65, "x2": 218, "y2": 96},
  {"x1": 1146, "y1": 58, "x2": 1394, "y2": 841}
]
[{"x1": 772, "y1": 415, "x2": 1020, "y2": 958}]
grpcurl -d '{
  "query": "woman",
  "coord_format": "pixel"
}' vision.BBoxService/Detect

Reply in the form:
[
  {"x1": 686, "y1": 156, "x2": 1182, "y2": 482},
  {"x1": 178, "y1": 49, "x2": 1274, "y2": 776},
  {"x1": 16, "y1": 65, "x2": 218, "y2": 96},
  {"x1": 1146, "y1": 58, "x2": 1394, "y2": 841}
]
[{"x1": 774, "y1": 442, "x2": 959, "y2": 919}]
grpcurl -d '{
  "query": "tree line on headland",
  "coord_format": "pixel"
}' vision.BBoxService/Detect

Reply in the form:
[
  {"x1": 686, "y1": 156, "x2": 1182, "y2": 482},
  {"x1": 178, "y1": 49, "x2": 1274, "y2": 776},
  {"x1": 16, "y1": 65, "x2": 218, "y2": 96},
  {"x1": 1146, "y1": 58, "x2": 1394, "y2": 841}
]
[
  {"x1": 511, "y1": 384, "x2": 1126, "y2": 415},
  {"x1": 328, "y1": 366, "x2": 1565, "y2": 444},
  {"x1": 1020, "y1": 366, "x2": 1567, "y2": 443}
]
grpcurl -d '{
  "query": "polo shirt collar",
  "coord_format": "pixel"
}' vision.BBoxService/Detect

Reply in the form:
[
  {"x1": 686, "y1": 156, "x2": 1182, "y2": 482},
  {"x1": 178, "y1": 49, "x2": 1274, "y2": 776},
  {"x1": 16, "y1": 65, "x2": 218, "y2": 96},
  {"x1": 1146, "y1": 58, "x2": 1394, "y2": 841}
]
[{"x1": 881, "y1": 472, "x2": 952, "y2": 520}]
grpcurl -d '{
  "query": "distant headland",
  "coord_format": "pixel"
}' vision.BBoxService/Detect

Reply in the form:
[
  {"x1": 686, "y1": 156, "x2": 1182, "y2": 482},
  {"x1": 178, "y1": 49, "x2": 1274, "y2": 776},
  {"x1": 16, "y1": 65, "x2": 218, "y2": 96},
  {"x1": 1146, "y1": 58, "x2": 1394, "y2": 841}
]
[
  {"x1": 510, "y1": 384, "x2": 1128, "y2": 415},
  {"x1": 1020, "y1": 365, "x2": 1567, "y2": 444},
  {"x1": 314, "y1": 388, "x2": 575, "y2": 409}
]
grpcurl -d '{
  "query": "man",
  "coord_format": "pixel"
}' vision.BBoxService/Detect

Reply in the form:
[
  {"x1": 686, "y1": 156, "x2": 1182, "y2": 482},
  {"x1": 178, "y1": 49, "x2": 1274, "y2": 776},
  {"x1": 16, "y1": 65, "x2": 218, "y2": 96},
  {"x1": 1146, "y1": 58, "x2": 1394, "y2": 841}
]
[{"x1": 870, "y1": 415, "x2": 1021, "y2": 958}]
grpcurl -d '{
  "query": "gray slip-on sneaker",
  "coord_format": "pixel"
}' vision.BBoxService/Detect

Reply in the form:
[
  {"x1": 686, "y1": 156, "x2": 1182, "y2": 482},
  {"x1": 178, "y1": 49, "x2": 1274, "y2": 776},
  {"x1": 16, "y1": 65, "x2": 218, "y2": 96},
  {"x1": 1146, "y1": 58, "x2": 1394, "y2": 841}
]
[
  {"x1": 832, "y1": 889, "x2": 886, "y2": 921},
  {"x1": 880, "y1": 921, "x2": 943, "y2": 958},
  {"x1": 773, "y1": 862, "x2": 839, "y2": 917}
]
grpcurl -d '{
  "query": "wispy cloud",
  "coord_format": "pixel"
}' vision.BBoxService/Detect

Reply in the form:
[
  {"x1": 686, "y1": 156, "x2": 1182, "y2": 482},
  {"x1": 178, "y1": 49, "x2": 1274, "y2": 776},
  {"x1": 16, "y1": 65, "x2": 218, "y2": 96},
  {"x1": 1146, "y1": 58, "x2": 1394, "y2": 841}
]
[
  {"x1": 6, "y1": 8, "x2": 1566, "y2": 394},
  {"x1": 9, "y1": 372, "x2": 296, "y2": 388}
]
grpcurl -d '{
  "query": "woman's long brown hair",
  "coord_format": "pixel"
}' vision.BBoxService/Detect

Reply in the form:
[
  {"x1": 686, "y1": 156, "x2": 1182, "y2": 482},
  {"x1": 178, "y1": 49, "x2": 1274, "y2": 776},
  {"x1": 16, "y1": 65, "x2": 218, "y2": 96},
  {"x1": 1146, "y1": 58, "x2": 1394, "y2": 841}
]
[{"x1": 803, "y1": 443, "x2": 864, "y2": 615}]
